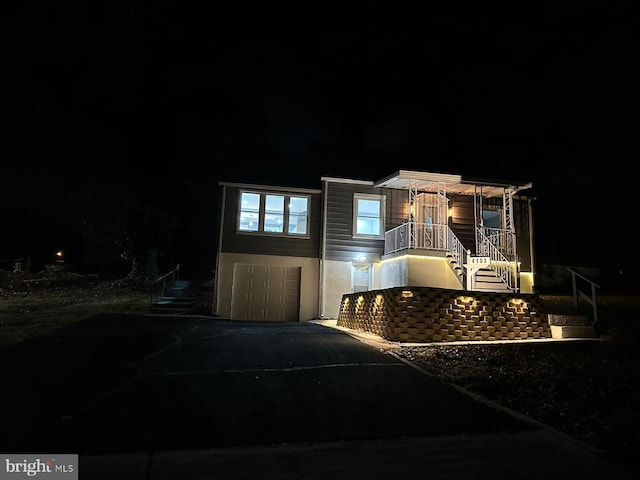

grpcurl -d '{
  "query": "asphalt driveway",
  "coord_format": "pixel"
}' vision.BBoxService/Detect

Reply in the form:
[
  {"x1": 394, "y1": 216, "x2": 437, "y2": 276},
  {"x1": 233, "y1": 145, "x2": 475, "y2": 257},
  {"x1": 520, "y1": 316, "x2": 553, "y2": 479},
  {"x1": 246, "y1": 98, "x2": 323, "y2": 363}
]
[{"x1": 0, "y1": 314, "x2": 635, "y2": 479}]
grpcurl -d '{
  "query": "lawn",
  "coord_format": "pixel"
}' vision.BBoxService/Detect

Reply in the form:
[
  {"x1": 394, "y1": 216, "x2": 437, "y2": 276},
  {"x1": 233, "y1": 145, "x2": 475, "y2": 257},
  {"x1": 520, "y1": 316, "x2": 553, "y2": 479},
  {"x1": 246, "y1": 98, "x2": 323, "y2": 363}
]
[{"x1": 0, "y1": 274, "x2": 151, "y2": 348}]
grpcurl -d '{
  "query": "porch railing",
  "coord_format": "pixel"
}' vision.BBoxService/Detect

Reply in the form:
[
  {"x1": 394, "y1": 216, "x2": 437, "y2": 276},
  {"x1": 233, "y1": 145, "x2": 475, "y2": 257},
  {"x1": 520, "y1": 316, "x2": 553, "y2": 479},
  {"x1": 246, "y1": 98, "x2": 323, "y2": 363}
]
[
  {"x1": 482, "y1": 226, "x2": 515, "y2": 258},
  {"x1": 384, "y1": 222, "x2": 468, "y2": 272},
  {"x1": 384, "y1": 221, "x2": 450, "y2": 254},
  {"x1": 476, "y1": 228, "x2": 517, "y2": 291},
  {"x1": 384, "y1": 222, "x2": 518, "y2": 291}
]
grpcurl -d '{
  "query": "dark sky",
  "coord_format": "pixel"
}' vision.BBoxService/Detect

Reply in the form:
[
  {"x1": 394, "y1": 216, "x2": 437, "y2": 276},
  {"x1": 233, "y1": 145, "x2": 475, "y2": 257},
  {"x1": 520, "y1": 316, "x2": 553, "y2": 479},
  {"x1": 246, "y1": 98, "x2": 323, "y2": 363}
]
[{"x1": 1, "y1": 1, "x2": 638, "y2": 275}]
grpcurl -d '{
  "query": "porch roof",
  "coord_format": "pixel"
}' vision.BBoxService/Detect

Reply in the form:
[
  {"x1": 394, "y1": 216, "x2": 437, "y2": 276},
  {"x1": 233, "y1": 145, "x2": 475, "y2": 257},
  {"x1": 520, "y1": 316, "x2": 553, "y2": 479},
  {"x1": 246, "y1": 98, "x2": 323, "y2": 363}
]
[{"x1": 373, "y1": 170, "x2": 533, "y2": 198}]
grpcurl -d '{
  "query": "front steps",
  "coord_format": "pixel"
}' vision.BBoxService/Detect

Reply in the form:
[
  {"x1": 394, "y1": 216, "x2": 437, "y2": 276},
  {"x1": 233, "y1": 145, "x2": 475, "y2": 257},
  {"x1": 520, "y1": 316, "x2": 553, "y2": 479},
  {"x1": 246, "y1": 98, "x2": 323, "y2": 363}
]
[
  {"x1": 150, "y1": 280, "x2": 200, "y2": 314},
  {"x1": 547, "y1": 314, "x2": 599, "y2": 339},
  {"x1": 447, "y1": 252, "x2": 513, "y2": 293},
  {"x1": 472, "y1": 267, "x2": 512, "y2": 293}
]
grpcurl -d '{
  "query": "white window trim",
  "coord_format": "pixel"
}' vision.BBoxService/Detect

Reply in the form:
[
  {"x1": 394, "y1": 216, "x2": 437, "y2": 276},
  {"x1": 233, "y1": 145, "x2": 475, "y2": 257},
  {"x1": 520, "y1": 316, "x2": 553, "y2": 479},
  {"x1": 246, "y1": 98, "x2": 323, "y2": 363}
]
[
  {"x1": 353, "y1": 193, "x2": 385, "y2": 239},
  {"x1": 237, "y1": 190, "x2": 311, "y2": 238}
]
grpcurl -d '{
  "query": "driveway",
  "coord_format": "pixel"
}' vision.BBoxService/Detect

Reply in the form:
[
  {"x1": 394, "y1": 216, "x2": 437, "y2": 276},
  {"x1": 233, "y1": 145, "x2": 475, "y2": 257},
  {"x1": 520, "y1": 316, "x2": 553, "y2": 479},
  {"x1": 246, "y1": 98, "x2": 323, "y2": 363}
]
[{"x1": 0, "y1": 314, "x2": 635, "y2": 479}]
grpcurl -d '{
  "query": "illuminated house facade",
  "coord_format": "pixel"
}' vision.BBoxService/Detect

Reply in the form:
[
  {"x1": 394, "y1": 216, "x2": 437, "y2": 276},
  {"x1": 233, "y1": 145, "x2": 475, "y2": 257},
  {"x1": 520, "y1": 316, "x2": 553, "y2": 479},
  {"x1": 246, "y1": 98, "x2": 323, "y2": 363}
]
[{"x1": 214, "y1": 170, "x2": 536, "y2": 321}]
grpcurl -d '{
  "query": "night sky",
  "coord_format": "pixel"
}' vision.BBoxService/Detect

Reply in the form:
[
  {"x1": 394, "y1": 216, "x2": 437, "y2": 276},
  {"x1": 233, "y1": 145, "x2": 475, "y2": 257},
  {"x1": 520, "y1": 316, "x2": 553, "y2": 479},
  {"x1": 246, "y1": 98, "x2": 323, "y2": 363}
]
[{"x1": 1, "y1": 2, "x2": 638, "y2": 279}]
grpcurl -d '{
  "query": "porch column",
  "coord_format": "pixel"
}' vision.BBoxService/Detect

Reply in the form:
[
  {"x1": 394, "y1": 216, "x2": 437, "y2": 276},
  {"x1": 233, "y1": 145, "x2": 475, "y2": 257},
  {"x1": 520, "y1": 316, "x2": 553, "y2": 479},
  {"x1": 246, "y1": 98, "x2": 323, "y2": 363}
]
[
  {"x1": 436, "y1": 182, "x2": 447, "y2": 249},
  {"x1": 502, "y1": 189, "x2": 516, "y2": 256},
  {"x1": 409, "y1": 180, "x2": 417, "y2": 248}
]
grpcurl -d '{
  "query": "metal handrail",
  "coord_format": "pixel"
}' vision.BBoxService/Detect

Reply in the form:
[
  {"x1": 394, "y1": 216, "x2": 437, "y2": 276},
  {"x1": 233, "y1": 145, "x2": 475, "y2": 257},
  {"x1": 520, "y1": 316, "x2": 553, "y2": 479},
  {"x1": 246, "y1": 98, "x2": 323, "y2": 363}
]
[
  {"x1": 447, "y1": 226, "x2": 467, "y2": 276},
  {"x1": 476, "y1": 228, "x2": 517, "y2": 291},
  {"x1": 567, "y1": 268, "x2": 600, "y2": 325},
  {"x1": 383, "y1": 222, "x2": 519, "y2": 292},
  {"x1": 383, "y1": 221, "x2": 468, "y2": 284},
  {"x1": 150, "y1": 264, "x2": 180, "y2": 305},
  {"x1": 482, "y1": 226, "x2": 515, "y2": 258},
  {"x1": 384, "y1": 221, "x2": 450, "y2": 254}
]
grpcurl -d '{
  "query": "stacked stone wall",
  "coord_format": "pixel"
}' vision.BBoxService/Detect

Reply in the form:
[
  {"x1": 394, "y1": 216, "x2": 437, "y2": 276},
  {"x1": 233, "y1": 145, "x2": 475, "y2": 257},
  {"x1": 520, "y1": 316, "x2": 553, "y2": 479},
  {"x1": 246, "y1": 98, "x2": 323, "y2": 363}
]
[{"x1": 337, "y1": 286, "x2": 551, "y2": 342}]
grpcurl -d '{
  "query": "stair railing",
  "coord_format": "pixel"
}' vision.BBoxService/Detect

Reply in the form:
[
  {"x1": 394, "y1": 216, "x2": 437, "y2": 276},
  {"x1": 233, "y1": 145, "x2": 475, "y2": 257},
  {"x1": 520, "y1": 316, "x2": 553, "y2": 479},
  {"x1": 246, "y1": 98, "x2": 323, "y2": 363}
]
[
  {"x1": 567, "y1": 268, "x2": 599, "y2": 325},
  {"x1": 482, "y1": 226, "x2": 515, "y2": 259},
  {"x1": 446, "y1": 226, "x2": 468, "y2": 276},
  {"x1": 150, "y1": 264, "x2": 180, "y2": 305},
  {"x1": 476, "y1": 228, "x2": 517, "y2": 291}
]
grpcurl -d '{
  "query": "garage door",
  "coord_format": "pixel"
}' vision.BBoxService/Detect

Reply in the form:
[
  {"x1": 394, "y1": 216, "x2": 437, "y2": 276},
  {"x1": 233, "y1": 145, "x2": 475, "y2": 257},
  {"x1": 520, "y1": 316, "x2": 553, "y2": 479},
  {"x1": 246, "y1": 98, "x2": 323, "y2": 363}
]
[{"x1": 231, "y1": 265, "x2": 301, "y2": 321}]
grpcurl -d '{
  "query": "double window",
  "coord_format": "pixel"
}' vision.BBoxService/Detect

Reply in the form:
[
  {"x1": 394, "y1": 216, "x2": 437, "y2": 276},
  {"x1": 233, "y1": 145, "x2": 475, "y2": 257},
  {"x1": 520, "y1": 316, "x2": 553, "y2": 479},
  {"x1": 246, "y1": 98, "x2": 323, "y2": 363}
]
[
  {"x1": 239, "y1": 191, "x2": 309, "y2": 236},
  {"x1": 353, "y1": 193, "x2": 385, "y2": 238}
]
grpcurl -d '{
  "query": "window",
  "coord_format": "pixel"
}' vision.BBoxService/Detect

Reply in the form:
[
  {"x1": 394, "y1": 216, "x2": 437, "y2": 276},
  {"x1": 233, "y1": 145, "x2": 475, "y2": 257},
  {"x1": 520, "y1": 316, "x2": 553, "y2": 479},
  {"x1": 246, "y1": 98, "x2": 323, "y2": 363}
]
[
  {"x1": 482, "y1": 208, "x2": 502, "y2": 228},
  {"x1": 353, "y1": 194, "x2": 385, "y2": 238},
  {"x1": 239, "y1": 192, "x2": 260, "y2": 232},
  {"x1": 265, "y1": 195, "x2": 284, "y2": 233},
  {"x1": 238, "y1": 191, "x2": 309, "y2": 236},
  {"x1": 288, "y1": 196, "x2": 309, "y2": 234}
]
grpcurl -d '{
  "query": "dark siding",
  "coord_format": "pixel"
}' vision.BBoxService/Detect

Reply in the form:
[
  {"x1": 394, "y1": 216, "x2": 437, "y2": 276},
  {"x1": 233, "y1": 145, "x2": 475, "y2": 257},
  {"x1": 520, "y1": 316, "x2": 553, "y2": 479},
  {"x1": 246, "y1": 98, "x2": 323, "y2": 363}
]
[
  {"x1": 384, "y1": 188, "x2": 408, "y2": 229},
  {"x1": 514, "y1": 197, "x2": 533, "y2": 271},
  {"x1": 450, "y1": 194, "x2": 476, "y2": 249},
  {"x1": 220, "y1": 185, "x2": 322, "y2": 258},
  {"x1": 324, "y1": 181, "x2": 385, "y2": 262},
  {"x1": 479, "y1": 196, "x2": 533, "y2": 270}
]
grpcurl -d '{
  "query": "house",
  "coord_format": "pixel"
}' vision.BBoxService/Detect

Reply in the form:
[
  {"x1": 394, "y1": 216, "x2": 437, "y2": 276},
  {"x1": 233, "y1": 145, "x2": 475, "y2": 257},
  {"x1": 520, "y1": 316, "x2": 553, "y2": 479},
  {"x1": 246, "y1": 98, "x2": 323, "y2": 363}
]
[{"x1": 214, "y1": 169, "x2": 536, "y2": 322}]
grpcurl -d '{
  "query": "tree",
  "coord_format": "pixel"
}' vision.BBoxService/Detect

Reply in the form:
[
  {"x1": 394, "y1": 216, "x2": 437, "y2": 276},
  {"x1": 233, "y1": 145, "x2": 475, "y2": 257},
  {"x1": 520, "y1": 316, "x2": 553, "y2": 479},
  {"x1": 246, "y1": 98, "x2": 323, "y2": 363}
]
[{"x1": 66, "y1": 175, "x2": 180, "y2": 282}]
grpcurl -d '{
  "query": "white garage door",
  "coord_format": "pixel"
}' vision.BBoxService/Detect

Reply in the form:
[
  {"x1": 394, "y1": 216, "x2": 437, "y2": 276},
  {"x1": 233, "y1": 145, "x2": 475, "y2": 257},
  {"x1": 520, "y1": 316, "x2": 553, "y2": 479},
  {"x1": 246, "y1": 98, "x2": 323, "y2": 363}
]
[{"x1": 231, "y1": 265, "x2": 301, "y2": 321}]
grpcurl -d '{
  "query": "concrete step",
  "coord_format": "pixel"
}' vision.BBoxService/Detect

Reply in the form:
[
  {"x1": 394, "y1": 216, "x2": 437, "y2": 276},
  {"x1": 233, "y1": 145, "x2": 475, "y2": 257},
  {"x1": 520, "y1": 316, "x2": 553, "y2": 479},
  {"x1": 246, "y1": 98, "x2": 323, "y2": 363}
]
[
  {"x1": 470, "y1": 268, "x2": 511, "y2": 292},
  {"x1": 151, "y1": 280, "x2": 200, "y2": 314},
  {"x1": 547, "y1": 314, "x2": 599, "y2": 339},
  {"x1": 156, "y1": 296, "x2": 196, "y2": 305}
]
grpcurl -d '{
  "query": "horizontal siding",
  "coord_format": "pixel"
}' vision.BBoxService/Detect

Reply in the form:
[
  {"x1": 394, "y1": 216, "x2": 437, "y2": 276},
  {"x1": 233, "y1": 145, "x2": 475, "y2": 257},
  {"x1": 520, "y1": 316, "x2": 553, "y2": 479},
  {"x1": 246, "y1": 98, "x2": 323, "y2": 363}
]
[
  {"x1": 384, "y1": 188, "x2": 408, "y2": 229},
  {"x1": 450, "y1": 194, "x2": 475, "y2": 249},
  {"x1": 218, "y1": 180, "x2": 533, "y2": 272},
  {"x1": 514, "y1": 198, "x2": 532, "y2": 271},
  {"x1": 220, "y1": 185, "x2": 322, "y2": 259},
  {"x1": 324, "y1": 182, "x2": 385, "y2": 262}
]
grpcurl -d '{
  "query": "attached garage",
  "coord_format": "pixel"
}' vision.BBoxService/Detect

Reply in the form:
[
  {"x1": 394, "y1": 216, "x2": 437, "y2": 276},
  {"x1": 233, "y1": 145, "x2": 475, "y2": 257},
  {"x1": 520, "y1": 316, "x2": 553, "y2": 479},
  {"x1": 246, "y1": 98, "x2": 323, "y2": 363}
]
[{"x1": 230, "y1": 264, "x2": 301, "y2": 321}]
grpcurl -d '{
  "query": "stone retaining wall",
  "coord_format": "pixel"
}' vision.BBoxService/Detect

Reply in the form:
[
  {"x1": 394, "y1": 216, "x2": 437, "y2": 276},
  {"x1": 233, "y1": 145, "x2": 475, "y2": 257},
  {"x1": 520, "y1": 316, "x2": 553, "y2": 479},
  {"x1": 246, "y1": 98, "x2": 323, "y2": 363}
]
[{"x1": 337, "y1": 286, "x2": 551, "y2": 342}]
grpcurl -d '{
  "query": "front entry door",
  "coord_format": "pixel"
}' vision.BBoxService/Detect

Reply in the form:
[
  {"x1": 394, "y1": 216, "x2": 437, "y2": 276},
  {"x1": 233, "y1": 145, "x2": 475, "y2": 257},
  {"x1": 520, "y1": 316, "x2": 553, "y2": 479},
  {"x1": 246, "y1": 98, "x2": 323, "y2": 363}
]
[{"x1": 352, "y1": 263, "x2": 370, "y2": 293}]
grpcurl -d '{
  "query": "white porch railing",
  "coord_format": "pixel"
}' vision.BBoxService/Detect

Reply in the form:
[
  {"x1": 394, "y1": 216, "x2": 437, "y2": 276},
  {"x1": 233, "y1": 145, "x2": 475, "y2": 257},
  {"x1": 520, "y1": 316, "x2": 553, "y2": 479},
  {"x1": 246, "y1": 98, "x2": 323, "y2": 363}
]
[
  {"x1": 384, "y1": 222, "x2": 518, "y2": 292},
  {"x1": 385, "y1": 221, "x2": 449, "y2": 254},
  {"x1": 476, "y1": 228, "x2": 518, "y2": 291},
  {"x1": 384, "y1": 222, "x2": 468, "y2": 270},
  {"x1": 482, "y1": 227, "x2": 515, "y2": 259}
]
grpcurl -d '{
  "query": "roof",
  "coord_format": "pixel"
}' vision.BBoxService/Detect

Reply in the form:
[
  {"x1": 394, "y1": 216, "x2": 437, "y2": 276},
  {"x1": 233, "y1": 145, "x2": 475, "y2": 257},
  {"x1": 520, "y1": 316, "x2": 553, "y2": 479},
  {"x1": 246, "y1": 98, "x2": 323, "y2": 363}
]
[
  {"x1": 218, "y1": 181, "x2": 321, "y2": 194},
  {"x1": 373, "y1": 170, "x2": 533, "y2": 198}
]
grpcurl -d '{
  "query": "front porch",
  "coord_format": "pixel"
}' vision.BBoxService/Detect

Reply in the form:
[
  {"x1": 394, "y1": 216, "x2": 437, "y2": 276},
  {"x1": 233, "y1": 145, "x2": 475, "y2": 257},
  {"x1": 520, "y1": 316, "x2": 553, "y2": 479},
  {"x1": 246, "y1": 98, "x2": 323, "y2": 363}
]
[
  {"x1": 383, "y1": 221, "x2": 521, "y2": 293},
  {"x1": 375, "y1": 170, "x2": 534, "y2": 294}
]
